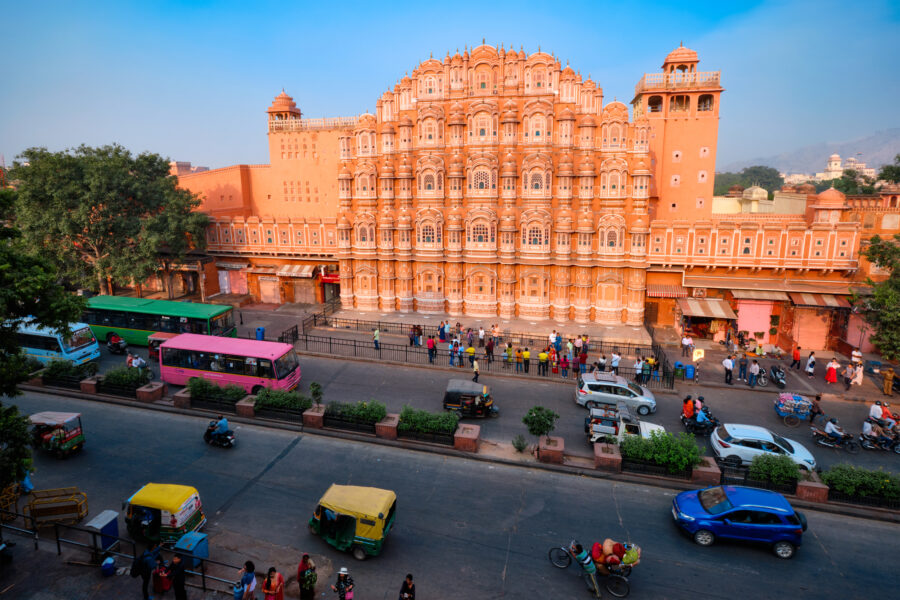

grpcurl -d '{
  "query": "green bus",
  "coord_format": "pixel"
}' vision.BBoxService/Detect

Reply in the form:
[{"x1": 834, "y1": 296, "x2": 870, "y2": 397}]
[{"x1": 83, "y1": 296, "x2": 237, "y2": 346}]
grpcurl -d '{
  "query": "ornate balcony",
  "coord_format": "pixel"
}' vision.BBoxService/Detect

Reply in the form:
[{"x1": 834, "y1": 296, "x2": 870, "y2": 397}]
[{"x1": 634, "y1": 71, "x2": 721, "y2": 95}]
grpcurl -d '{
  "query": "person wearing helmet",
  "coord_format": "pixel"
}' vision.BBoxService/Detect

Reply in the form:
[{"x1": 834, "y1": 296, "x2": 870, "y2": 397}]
[
  {"x1": 824, "y1": 417, "x2": 843, "y2": 440},
  {"x1": 862, "y1": 418, "x2": 892, "y2": 447},
  {"x1": 880, "y1": 402, "x2": 897, "y2": 429},
  {"x1": 869, "y1": 401, "x2": 884, "y2": 424}
]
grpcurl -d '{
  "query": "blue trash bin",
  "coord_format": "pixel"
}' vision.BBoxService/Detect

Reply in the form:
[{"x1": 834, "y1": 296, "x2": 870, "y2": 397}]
[
  {"x1": 674, "y1": 361, "x2": 684, "y2": 369},
  {"x1": 255, "y1": 327, "x2": 265, "y2": 341},
  {"x1": 685, "y1": 365, "x2": 695, "y2": 380},
  {"x1": 174, "y1": 532, "x2": 209, "y2": 569}
]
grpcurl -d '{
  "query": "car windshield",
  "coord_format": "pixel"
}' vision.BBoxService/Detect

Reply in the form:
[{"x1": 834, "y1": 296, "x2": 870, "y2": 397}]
[
  {"x1": 274, "y1": 349, "x2": 299, "y2": 379},
  {"x1": 698, "y1": 487, "x2": 734, "y2": 515},
  {"x1": 627, "y1": 383, "x2": 643, "y2": 395},
  {"x1": 64, "y1": 327, "x2": 96, "y2": 351},
  {"x1": 772, "y1": 433, "x2": 794, "y2": 453}
]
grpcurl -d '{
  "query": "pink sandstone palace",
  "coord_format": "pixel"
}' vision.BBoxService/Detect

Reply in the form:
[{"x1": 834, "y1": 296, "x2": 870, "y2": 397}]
[{"x1": 173, "y1": 44, "x2": 900, "y2": 353}]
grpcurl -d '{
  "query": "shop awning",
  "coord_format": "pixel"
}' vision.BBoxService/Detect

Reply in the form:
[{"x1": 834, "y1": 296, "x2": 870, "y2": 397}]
[
  {"x1": 321, "y1": 273, "x2": 340, "y2": 283},
  {"x1": 248, "y1": 267, "x2": 278, "y2": 275},
  {"x1": 646, "y1": 284, "x2": 688, "y2": 298},
  {"x1": 731, "y1": 289, "x2": 791, "y2": 301},
  {"x1": 216, "y1": 262, "x2": 249, "y2": 270},
  {"x1": 677, "y1": 297, "x2": 737, "y2": 319},
  {"x1": 788, "y1": 293, "x2": 851, "y2": 308},
  {"x1": 277, "y1": 264, "x2": 316, "y2": 278},
  {"x1": 682, "y1": 275, "x2": 851, "y2": 295}
]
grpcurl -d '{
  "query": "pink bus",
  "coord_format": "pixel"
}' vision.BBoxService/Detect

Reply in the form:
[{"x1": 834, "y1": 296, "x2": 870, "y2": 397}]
[{"x1": 159, "y1": 334, "x2": 301, "y2": 393}]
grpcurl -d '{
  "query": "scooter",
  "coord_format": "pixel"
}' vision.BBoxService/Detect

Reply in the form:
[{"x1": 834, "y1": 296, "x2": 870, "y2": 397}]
[
  {"x1": 106, "y1": 337, "x2": 127, "y2": 355},
  {"x1": 769, "y1": 363, "x2": 787, "y2": 389},
  {"x1": 203, "y1": 421, "x2": 236, "y2": 448},
  {"x1": 858, "y1": 433, "x2": 900, "y2": 454},
  {"x1": 681, "y1": 406, "x2": 720, "y2": 435},
  {"x1": 810, "y1": 426, "x2": 860, "y2": 453},
  {"x1": 755, "y1": 367, "x2": 770, "y2": 387}
]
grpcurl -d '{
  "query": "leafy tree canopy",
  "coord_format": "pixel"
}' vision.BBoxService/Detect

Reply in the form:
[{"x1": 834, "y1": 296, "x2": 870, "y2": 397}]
[
  {"x1": 857, "y1": 234, "x2": 900, "y2": 361},
  {"x1": 11, "y1": 144, "x2": 208, "y2": 295},
  {"x1": 522, "y1": 405, "x2": 560, "y2": 443},
  {"x1": 815, "y1": 169, "x2": 877, "y2": 195},
  {"x1": 713, "y1": 165, "x2": 783, "y2": 199},
  {"x1": 878, "y1": 154, "x2": 900, "y2": 184},
  {"x1": 0, "y1": 402, "x2": 32, "y2": 491}
]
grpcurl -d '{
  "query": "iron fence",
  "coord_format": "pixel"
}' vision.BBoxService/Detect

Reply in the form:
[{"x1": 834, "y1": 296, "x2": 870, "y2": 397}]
[
  {"x1": 397, "y1": 428, "x2": 455, "y2": 446},
  {"x1": 42, "y1": 374, "x2": 84, "y2": 390},
  {"x1": 620, "y1": 457, "x2": 692, "y2": 480},
  {"x1": 98, "y1": 381, "x2": 140, "y2": 398},
  {"x1": 322, "y1": 413, "x2": 377, "y2": 434},
  {"x1": 190, "y1": 395, "x2": 239, "y2": 413},
  {"x1": 826, "y1": 489, "x2": 900, "y2": 510},
  {"x1": 300, "y1": 297, "x2": 342, "y2": 334},
  {"x1": 719, "y1": 466, "x2": 798, "y2": 495},
  {"x1": 254, "y1": 405, "x2": 306, "y2": 424},
  {"x1": 278, "y1": 325, "x2": 300, "y2": 344},
  {"x1": 292, "y1": 334, "x2": 675, "y2": 389}
]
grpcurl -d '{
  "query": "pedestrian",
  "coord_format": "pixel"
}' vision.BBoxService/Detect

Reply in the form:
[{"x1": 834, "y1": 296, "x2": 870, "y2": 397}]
[
  {"x1": 298, "y1": 554, "x2": 317, "y2": 600},
  {"x1": 749, "y1": 359, "x2": 760, "y2": 388},
  {"x1": 633, "y1": 357, "x2": 643, "y2": 383},
  {"x1": 505, "y1": 343, "x2": 513, "y2": 369},
  {"x1": 492, "y1": 323, "x2": 501, "y2": 346},
  {"x1": 722, "y1": 355, "x2": 734, "y2": 385},
  {"x1": 560, "y1": 355, "x2": 570, "y2": 378},
  {"x1": 170, "y1": 553, "x2": 187, "y2": 600},
  {"x1": 579, "y1": 349, "x2": 588, "y2": 373},
  {"x1": 426, "y1": 335, "x2": 435, "y2": 363},
  {"x1": 485, "y1": 337, "x2": 494, "y2": 363},
  {"x1": 566, "y1": 338, "x2": 574, "y2": 359},
  {"x1": 825, "y1": 359, "x2": 839, "y2": 384},
  {"x1": 262, "y1": 566, "x2": 284, "y2": 600},
  {"x1": 853, "y1": 363, "x2": 864, "y2": 386},
  {"x1": 808, "y1": 394, "x2": 824, "y2": 423},
  {"x1": 610, "y1": 352, "x2": 620, "y2": 375},
  {"x1": 574, "y1": 335, "x2": 583, "y2": 355},
  {"x1": 449, "y1": 342, "x2": 456, "y2": 366},
  {"x1": 438, "y1": 321, "x2": 446, "y2": 342},
  {"x1": 582, "y1": 334, "x2": 589, "y2": 353},
  {"x1": 642, "y1": 359, "x2": 651, "y2": 385},
  {"x1": 137, "y1": 541, "x2": 160, "y2": 600},
  {"x1": 466, "y1": 344, "x2": 476, "y2": 366},
  {"x1": 445, "y1": 322, "x2": 451, "y2": 339},
  {"x1": 515, "y1": 348, "x2": 523, "y2": 373},
  {"x1": 331, "y1": 567, "x2": 354, "y2": 600},
  {"x1": 127, "y1": 352, "x2": 135, "y2": 368},
  {"x1": 478, "y1": 326, "x2": 485, "y2": 347},
  {"x1": 598, "y1": 354, "x2": 607, "y2": 372},
  {"x1": 409, "y1": 326, "x2": 416, "y2": 347},
  {"x1": 883, "y1": 368, "x2": 895, "y2": 396},
  {"x1": 681, "y1": 334, "x2": 691, "y2": 357},
  {"x1": 737, "y1": 354, "x2": 748, "y2": 382},
  {"x1": 851, "y1": 347, "x2": 863, "y2": 366},
  {"x1": 523, "y1": 347, "x2": 531, "y2": 373},
  {"x1": 791, "y1": 346, "x2": 802, "y2": 370},
  {"x1": 467, "y1": 328, "x2": 475, "y2": 347},
  {"x1": 237, "y1": 561, "x2": 257, "y2": 600},
  {"x1": 373, "y1": 328, "x2": 380, "y2": 350},
  {"x1": 457, "y1": 344, "x2": 465, "y2": 368},
  {"x1": 549, "y1": 330, "x2": 557, "y2": 354},
  {"x1": 842, "y1": 363, "x2": 854, "y2": 391},
  {"x1": 472, "y1": 357, "x2": 480, "y2": 383},
  {"x1": 399, "y1": 573, "x2": 416, "y2": 600},
  {"x1": 805, "y1": 352, "x2": 816, "y2": 379},
  {"x1": 538, "y1": 348, "x2": 549, "y2": 376}
]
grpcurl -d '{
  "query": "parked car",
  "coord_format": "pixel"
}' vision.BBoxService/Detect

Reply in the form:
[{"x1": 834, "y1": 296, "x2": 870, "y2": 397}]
[
  {"x1": 672, "y1": 485, "x2": 807, "y2": 559},
  {"x1": 584, "y1": 402, "x2": 665, "y2": 443},
  {"x1": 574, "y1": 372, "x2": 657, "y2": 415},
  {"x1": 710, "y1": 424, "x2": 816, "y2": 470}
]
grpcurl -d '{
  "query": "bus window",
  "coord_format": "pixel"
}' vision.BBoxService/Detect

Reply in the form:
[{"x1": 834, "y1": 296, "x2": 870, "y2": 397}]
[
  {"x1": 64, "y1": 327, "x2": 96, "y2": 351},
  {"x1": 159, "y1": 316, "x2": 178, "y2": 333},
  {"x1": 244, "y1": 357, "x2": 257, "y2": 377},
  {"x1": 257, "y1": 359, "x2": 275, "y2": 379},
  {"x1": 210, "y1": 311, "x2": 235, "y2": 336},
  {"x1": 275, "y1": 350, "x2": 299, "y2": 379}
]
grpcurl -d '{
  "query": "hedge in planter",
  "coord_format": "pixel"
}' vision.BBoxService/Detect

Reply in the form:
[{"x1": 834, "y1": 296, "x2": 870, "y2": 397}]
[
  {"x1": 398, "y1": 405, "x2": 459, "y2": 435},
  {"x1": 619, "y1": 430, "x2": 703, "y2": 474},
  {"x1": 187, "y1": 377, "x2": 246, "y2": 402},
  {"x1": 821, "y1": 464, "x2": 900, "y2": 502},
  {"x1": 748, "y1": 454, "x2": 801, "y2": 485},
  {"x1": 325, "y1": 400, "x2": 387, "y2": 424},
  {"x1": 102, "y1": 367, "x2": 152, "y2": 388},
  {"x1": 255, "y1": 388, "x2": 313, "y2": 412},
  {"x1": 43, "y1": 359, "x2": 98, "y2": 380}
]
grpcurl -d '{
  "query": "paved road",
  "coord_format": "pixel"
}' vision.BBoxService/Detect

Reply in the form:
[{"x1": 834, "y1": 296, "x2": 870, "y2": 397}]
[{"x1": 6, "y1": 390, "x2": 899, "y2": 600}]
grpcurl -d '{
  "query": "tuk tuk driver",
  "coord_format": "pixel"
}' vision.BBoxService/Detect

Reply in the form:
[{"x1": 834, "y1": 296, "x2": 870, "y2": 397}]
[{"x1": 213, "y1": 414, "x2": 229, "y2": 442}]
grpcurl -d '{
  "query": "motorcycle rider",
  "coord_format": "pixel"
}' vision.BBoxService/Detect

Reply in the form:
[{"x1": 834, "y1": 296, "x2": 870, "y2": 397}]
[
  {"x1": 880, "y1": 402, "x2": 897, "y2": 430},
  {"x1": 682, "y1": 396, "x2": 695, "y2": 420},
  {"x1": 695, "y1": 405, "x2": 712, "y2": 430},
  {"x1": 694, "y1": 396, "x2": 705, "y2": 413},
  {"x1": 212, "y1": 414, "x2": 229, "y2": 444},
  {"x1": 869, "y1": 401, "x2": 884, "y2": 424},
  {"x1": 862, "y1": 418, "x2": 893, "y2": 448},
  {"x1": 824, "y1": 417, "x2": 844, "y2": 442}
]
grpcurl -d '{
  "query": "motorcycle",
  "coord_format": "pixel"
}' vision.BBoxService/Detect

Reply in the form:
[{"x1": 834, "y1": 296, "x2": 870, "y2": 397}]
[
  {"x1": 858, "y1": 433, "x2": 900, "y2": 454},
  {"x1": 810, "y1": 426, "x2": 860, "y2": 453},
  {"x1": 756, "y1": 367, "x2": 770, "y2": 388},
  {"x1": 769, "y1": 363, "x2": 787, "y2": 389},
  {"x1": 681, "y1": 406, "x2": 720, "y2": 435},
  {"x1": 106, "y1": 337, "x2": 128, "y2": 355},
  {"x1": 203, "y1": 421, "x2": 236, "y2": 448}
]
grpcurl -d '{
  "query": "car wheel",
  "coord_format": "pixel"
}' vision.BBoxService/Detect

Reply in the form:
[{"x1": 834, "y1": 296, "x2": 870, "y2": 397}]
[
  {"x1": 773, "y1": 540, "x2": 795, "y2": 559},
  {"x1": 723, "y1": 455, "x2": 743, "y2": 468},
  {"x1": 352, "y1": 546, "x2": 367, "y2": 561},
  {"x1": 637, "y1": 405, "x2": 650, "y2": 416},
  {"x1": 693, "y1": 529, "x2": 715, "y2": 546}
]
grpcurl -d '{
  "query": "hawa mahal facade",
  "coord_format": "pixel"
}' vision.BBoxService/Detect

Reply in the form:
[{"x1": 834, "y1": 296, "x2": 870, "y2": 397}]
[{"x1": 175, "y1": 44, "x2": 900, "y2": 351}]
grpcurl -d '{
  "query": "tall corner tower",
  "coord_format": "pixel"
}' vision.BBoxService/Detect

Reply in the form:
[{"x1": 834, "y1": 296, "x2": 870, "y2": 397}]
[{"x1": 631, "y1": 44, "x2": 723, "y2": 220}]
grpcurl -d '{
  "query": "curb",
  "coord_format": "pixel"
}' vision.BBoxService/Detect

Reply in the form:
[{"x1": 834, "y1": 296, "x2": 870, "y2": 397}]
[
  {"x1": 676, "y1": 380, "x2": 877, "y2": 403},
  {"x1": 19, "y1": 384, "x2": 899, "y2": 524}
]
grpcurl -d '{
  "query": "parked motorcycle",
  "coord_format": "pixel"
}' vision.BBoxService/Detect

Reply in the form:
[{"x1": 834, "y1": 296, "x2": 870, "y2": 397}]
[
  {"x1": 859, "y1": 433, "x2": 900, "y2": 454},
  {"x1": 756, "y1": 366, "x2": 770, "y2": 387},
  {"x1": 681, "y1": 406, "x2": 720, "y2": 435},
  {"x1": 811, "y1": 426, "x2": 860, "y2": 453},
  {"x1": 203, "y1": 420, "x2": 236, "y2": 448},
  {"x1": 769, "y1": 363, "x2": 787, "y2": 389}
]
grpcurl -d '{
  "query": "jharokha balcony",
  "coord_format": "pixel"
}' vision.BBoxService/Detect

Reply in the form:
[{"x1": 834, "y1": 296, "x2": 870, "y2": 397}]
[
  {"x1": 268, "y1": 116, "x2": 359, "y2": 132},
  {"x1": 633, "y1": 71, "x2": 721, "y2": 95}
]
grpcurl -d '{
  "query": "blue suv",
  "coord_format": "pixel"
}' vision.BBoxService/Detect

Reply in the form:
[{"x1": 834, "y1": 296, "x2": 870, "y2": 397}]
[{"x1": 672, "y1": 485, "x2": 807, "y2": 559}]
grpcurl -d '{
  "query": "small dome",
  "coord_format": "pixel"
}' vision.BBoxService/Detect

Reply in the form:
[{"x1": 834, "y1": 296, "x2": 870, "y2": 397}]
[
  {"x1": 338, "y1": 213, "x2": 351, "y2": 228},
  {"x1": 381, "y1": 123, "x2": 395, "y2": 134},
  {"x1": 501, "y1": 152, "x2": 517, "y2": 176},
  {"x1": 558, "y1": 107, "x2": 576, "y2": 121},
  {"x1": 400, "y1": 116, "x2": 414, "y2": 127},
  {"x1": 338, "y1": 165, "x2": 352, "y2": 180},
  {"x1": 397, "y1": 157, "x2": 413, "y2": 178},
  {"x1": 380, "y1": 160, "x2": 394, "y2": 176},
  {"x1": 663, "y1": 44, "x2": 699, "y2": 66},
  {"x1": 633, "y1": 160, "x2": 650, "y2": 175},
  {"x1": 817, "y1": 187, "x2": 846, "y2": 206},
  {"x1": 359, "y1": 112, "x2": 376, "y2": 126},
  {"x1": 631, "y1": 217, "x2": 648, "y2": 231},
  {"x1": 267, "y1": 90, "x2": 301, "y2": 115},
  {"x1": 796, "y1": 183, "x2": 816, "y2": 194},
  {"x1": 829, "y1": 153, "x2": 841, "y2": 160},
  {"x1": 742, "y1": 185, "x2": 768, "y2": 201},
  {"x1": 378, "y1": 212, "x2": 394, "y2": 227},
  {"x1": 578, "y1": 156, "x2": 596, "y2": 176},
  {"x1": 577, "y1": 211, "x2": 594, "y2": 230},
  {"x1": 558, "y1": 154, "x2": 574, "y2": 176}
]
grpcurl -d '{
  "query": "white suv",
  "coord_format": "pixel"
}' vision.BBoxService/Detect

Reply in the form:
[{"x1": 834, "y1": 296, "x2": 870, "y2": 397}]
[
  {"x1": 711, "y1": 424, "x2": 816, "y2": 470},
  {"x1": 574, "y1": 372, "x2": 657, "y2": 415}
]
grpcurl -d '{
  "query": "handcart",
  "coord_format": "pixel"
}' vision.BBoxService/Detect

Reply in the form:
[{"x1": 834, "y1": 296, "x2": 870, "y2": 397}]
[{"x1": 773, "y1": 393, "x2": 812, "y2": 427}]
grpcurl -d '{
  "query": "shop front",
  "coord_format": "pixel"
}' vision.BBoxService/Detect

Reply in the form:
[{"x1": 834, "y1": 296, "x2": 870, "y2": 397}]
[
  {"x1": 787, "y1": 293, "x2": 851, "y2": 351},
  {"x1": 644, "y1": 283, "x2": 688, "y2": 326},
  {"x1": 676, "y1": 297, "x2": 737, "y2": 343},
  {"x1": 277, "y1": 264, "x2": 318, "y2": 304},
  {"x1": 730, "y1": 289, "x2": 790, "y2": 347},
  {"x1": 215, "y1": 262, "x2": 250, "y2": 296}
]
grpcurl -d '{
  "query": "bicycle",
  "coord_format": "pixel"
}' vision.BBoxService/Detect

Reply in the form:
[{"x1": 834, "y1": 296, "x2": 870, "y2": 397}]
[{"x1": 548, "y1": 541, "x2": 630, "y2": 598}]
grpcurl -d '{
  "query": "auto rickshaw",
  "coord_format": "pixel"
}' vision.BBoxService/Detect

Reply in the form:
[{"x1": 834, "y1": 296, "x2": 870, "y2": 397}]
[
  {"x1": 309, "y1": 484, "x2": 396, "y2": 560},
  {"x1": 442, "y1": 379, "x2": 499, "y2": 418},
  {"x1": 148, "y1": 332, "x2": 179, "y2": 362},
  {"x1": 124, "y1": 483, "x2": 206, "y2": 545},
  {"x1": 29, "y1": 412, "x2": 85, "y2": 457}
]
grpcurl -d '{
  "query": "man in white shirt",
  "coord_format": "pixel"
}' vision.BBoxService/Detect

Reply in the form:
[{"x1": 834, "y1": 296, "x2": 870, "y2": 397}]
[
  {"x1": 851, "y1": 348, "x2": 863, "y2": 364},
  {"x1": 478, "y1": 327, "x2": 485, "y2": 347},
  {"x1": 869, "y1": 401, "x2": 884, "y2": 421},
  {"x1": 722, "y1": 355, "x2": 734, "y2": 385},
  {"x1": 681, "y1": 335, "x2": 691, "y2": 357},
  {"x1": 748, "y1": 359, "x2": 760, "y2": 388},
  {"x1": 824, "y1": 418, "x2": 844, "y2": 441}
]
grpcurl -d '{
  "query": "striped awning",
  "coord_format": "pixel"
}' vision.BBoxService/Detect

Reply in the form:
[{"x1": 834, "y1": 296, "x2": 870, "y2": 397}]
[
  {"x1": 732, "y1": 289, "x2": 791, "y2": 301},
  {"x1": 277, "y1": 264, "x2": 316, "y2": 278},
  {"x1": 788, "y1": 293, "x2": 851, "y2": 308},
  {"x1": 646, "y1": 284, "x2": 688, "y2": 298},
  {"x1": 216, "y1": 262, "x2": 249, "y2": 270},
  {"x1": 677, "y1": 297, "x2": 737, "y2": 320},
  {"x1": 248, "y1": 267, "x2": 278, "y2": 275}
]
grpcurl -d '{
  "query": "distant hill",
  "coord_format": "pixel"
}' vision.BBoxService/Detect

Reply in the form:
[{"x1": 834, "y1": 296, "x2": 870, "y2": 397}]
[{"x1": 721, "y1": 129, "x2": 900, "y2": 174}]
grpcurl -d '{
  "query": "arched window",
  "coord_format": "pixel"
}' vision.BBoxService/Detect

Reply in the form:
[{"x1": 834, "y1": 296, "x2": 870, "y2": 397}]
[
  {"x1": 474, "y1": 170, "x2": 490, "y2": 190},
  {"x1": 609, "y1": 172, "x2": 620, "y2": 195},
  {"x1": 670, "y1": 95, "x2": 689, "y2": 112},
  {"x1": 698, "y1": 94, "x2": 714, "y2": 112},
  {"x1": 423, "y1": 174, "x2": 435, "y2": 190},
  {"x1": 647, "y1": 96, "x2": 662, "y2": 113},
  {"x1": 422, "y1": 225, "x2": 434, "y2": 243},
  {"x1": 607, "y1": 230, "x2": 617, "y2": 248},
  {"x1": 528, "y1": 226, "x2": 543, "y2": 246},
  {"x1": 610, "y1": 124, "x2": 621, "y2": 146},
  {"x1": 472, "y1": 223, "x2": 488, "y2": 242},
  {"x1": 424, "y1": 76, "x2": 436, "y2": 95},
  {"x1": 530, "y1": 173, "x2": 543, "y2": 190}
]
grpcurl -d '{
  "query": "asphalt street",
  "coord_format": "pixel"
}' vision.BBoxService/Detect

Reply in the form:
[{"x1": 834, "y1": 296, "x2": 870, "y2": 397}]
[{"x1": 7, "y1": 391, "x2": 900, "y2": 600}]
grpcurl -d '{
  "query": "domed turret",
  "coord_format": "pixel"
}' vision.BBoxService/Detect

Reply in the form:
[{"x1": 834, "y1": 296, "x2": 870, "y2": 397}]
[
  {"x1": 558, "y1": 153, "x2": 574, "y2": 176},
  {"x1": 578, "y1": 155, "x2": 596, "y2": 176},
  {"x1": 267, "y1": 90, "x2": 301, "y2": 117},
  {"x1": 577, "y1": 211, "x2": 594, "y2": 231},
  {"x1": 662, "y1": 43, "x2": 699, "y2": 69},
  {"x1": 742, "y1": 185, "x2": 768, "y2": 202},
  {"x1": 338, "y1": 165, "x2": 352, "y2": 180},
  {"x1": 397, "y1": 157, "x2": 413, "y2": 178},
  {"x1": 501, "y1": 152, "x2": 517, "y2": 177},
  {"x1": 816, "y1": 187, "x2": 846, "y2": 206},
  {"x1": 558, "y1": 107, "x2": 576, "y2": 121}
]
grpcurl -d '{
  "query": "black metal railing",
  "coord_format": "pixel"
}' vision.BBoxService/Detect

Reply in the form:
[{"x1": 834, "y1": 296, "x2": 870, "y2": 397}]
[
  {"x1": 98, "y1": 381, "x2": 140, "y2": 398},
  {"x1": 621, "y1": 458, "x2": 692, "y2": 480},
  {"x1": 292, "y1": 334, "x2": 675, "y2": 389},
  {"x1": 300, "y1": 297, "x2": 342, "y2": 334},
  {"x1": 826, "y1": 489, "x2": 900, "y2": 510},
  {"x1": 0, "y1": 509, "x2": 39, "y2": 549},
  {"x1": 397, "y1": 428, "x2": 455, "y2": 446},
  {"x1": 190, "y1": 395, "x2": 239, "y2": 413},
  {"x1": 322, "y1": 413, "x2": 377, "y2": 434},
  {"x1": 254, "y1": 405, "x2": 307, "y2": 424},
  {"x1": 278, "y1": 325, "x2": 300, "y2": 344},
  {"x1": 41, "y1": 374, "x2": 84, "y2": 390},
  {"x1": 719, "y1": 466, "x2": 798, "y2": 495}
]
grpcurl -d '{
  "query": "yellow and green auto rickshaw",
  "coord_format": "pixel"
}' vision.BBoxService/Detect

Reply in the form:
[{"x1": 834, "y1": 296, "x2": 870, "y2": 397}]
[
  {"x1": 309, "y1": 484, "x2": 397, "y2": 560},
  {"x1": 29, "y1": 412, "x2": 86, "y2": 457},
  {"x1": 124, "y1": 483, "x2": 206, "y2": 544}
]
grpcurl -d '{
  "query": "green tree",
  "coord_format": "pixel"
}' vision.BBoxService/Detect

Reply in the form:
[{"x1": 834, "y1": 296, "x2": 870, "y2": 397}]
[
  {"x1": 857, "y1": 234, "x2": 900, "y2": 361},
  {"x1": 713, "y1": 165, "x2": 784, "y2": 198},
  {"x1": 830, "y1": 169, "x2": 876, "y2": 195},
  {"x1": 878, "y1": 154, "x2": 900, "y2": 184},
  {"x1": 522, "y1": 405, "x2": 560, "y2": 447},
  {"x1": 11, "y1": 145, "x2": 208, "y2": 295},
  {"x1": 0, "y1": 402, "x2": 32, "y2": 491}
]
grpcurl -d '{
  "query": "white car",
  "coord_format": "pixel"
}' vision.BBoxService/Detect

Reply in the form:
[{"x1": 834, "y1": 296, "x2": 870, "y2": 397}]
[
  {"x1": 584, "y1": 402, "x2": 665, "y2": 444},
  {"x1": 711, "y1": 424, "x2": 816, "y2": 470}
]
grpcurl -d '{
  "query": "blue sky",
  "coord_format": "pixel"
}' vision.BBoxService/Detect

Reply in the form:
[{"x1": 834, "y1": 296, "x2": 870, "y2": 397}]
[{"x1": 1, "y1": 0, "x2": 898, "y2": 171}]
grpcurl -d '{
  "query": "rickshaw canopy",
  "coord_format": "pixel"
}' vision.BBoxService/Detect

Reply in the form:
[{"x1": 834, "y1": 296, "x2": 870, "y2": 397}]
[
  {"x1": 445, "y1": 379, "x2": 489, "y2": 397},
  {"x1": 128, "y1": 483, "x2": 199, "y2": 513},
  {"x1": 318, "y1": 484, "x2": 396, "y2": 521},
  {"x1": 29, "y1": 412, "x2": 81, "y2": 426}
]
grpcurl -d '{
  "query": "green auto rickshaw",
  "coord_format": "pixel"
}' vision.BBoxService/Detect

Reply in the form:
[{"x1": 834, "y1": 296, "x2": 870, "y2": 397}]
[
  {"x1": 29, "y1": 412, "x2": 85, "y2": 458},
  {"x1": 309, "y1": 484, "x2": 396, "y2": 560}
]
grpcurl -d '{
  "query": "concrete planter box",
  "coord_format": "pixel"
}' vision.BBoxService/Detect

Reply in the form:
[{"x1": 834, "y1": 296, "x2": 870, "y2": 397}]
[
  {"x1": 796, "y1": 470, "x2": 829, "y2": 504},
  {"x1": 453, "y1": 424, "x2": 480, "y2": 452},
  {"x1": 136, "y1": 381, "x2": 167, "y2": 403},
  {"x1": 80, "y1": 376, "x2": 102, "y2": 395},
  {"x1": 376, "y1": 413, "x2": 399, "y2": 440},
  {"x1": 303, "y1": 405, "x2": 326, "y2": 429},
  {"x1": 173, "y1": 388, "x2": 192, "y2": 409},
  {"x1": 235, "y1": 395, "x2": 256, "y2": 418},
  {"x1": 593, "y1": 443, "x2": 622, "y2": 472},
  {"x1": 27, "y1": 369, "x2": 46, "y2": 387},
  {"x1": 691, "y1": 457, "x2": 721, "y2": 486},
  {"x1": 539, "y1": 436, "x2": 565, "y2": 464}
]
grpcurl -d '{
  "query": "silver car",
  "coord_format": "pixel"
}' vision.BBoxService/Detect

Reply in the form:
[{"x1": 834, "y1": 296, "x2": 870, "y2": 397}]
[{"x1": 574, "y1": 372, "x2": 657, "y2": 415}]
